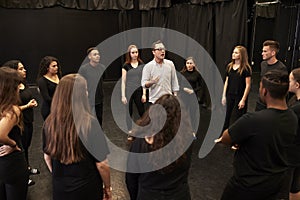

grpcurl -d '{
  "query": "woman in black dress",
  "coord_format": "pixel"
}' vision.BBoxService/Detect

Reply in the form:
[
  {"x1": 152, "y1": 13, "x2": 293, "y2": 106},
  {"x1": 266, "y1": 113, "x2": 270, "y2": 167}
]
[
  {"x1": 4, "y1": 60, "x2": 39, "y2": 186},
  {"x1": 37, "y1": 56, "x2": 61, "y2": 120},
  {"x1": 43, "y1": 74, "x2": 111, "y2": 200},
  {"x1": 126, "y1": 94, "x2": 194, "y2": 200},
  {"x1": 0, "y1": 67, "x2": 28, "y2": 200}
]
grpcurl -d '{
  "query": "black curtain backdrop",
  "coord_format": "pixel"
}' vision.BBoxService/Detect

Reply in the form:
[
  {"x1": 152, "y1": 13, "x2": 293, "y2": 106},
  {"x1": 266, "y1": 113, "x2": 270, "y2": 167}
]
[{"x1": 1, "y1": 0, "x2": 247, "y2": 83}]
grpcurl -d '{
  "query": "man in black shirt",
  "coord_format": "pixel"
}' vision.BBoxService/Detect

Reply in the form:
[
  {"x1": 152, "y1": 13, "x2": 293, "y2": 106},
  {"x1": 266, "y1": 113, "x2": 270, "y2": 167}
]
[
  {"x1": 255, "y1": 40, "x2": 287, "y2": 111},
  {"x1": 216, "y1": 70, "x2": 297, "y2": 200},
  {"x1": 79, "y1": 47, "x2": 105, "y2": 126}
]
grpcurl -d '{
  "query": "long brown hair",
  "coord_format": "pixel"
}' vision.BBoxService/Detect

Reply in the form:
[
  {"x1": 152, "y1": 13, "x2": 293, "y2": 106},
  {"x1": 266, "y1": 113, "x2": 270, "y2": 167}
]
[
  {"x1": 227, "y1": 45, "x2": 252, "y2": 75},
  {"x1": 44, "y1": 74, "x2": 92, "y2": 164},
  {"x1": 125, "y1": 45, "x2": 143, "y2": 65},
  {"x1": 0, "y1": 67, "x2": 22, "y2": 127},
  {"x1": 135, "y1": 94, "x2": 193, "y2": 172}
]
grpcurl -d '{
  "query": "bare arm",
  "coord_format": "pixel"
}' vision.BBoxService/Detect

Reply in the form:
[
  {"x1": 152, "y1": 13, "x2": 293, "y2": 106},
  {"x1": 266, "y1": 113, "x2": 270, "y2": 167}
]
[
  {"x1": 141, "y1": 88, "x2": 147, "y2": 103},
  {"x1": 43, "y1": 153, "x2": 52, "y2": 173},
  {"x1": 215, "y1": 129, "x2": 232, "y2": 145},
  {"x1": 121, "y1": 69, "x2": 127, "y2": 104},
  {"x1": 0, "y1": 106, "x2": 20, "y2": 147},
  {"x1": 96, "y1": 159, "x2": 112, "y2": 200},
  {"x1": 238, "y1": 77, "x2": 251, "y2": 109},
  {"x1": 222, "y1": 76, "x2": 228, "y2": 106}
]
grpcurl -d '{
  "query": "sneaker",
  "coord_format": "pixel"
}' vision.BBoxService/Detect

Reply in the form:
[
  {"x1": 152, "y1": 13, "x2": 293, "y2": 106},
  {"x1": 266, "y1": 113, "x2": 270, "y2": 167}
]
[
  {"x1": 28, "y1": 179, "x2": 35, "y2": 186},
  {"x1": 127, "y1": 135, "x2": 134, "y2": 141},
  {"x1": 28, "y1": 167, "x2": 40, "y2": 175}
]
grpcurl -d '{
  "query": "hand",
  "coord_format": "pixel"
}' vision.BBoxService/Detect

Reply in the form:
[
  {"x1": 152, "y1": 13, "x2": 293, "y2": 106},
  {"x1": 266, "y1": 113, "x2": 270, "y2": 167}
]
[
  {"x1": 221, "y1": 96, "x2": 226, "y2": 106},
  {"x1": 183, "y1": 87, "x2": 194, "y2": 94},
  {"x1": 141, "y1": 94, "x2": 146, "y2": 103},
  {"x1": 121, "y1": 96, "x2": 127, "y2": 104},
  {"x1": 103, "y1": 187, "x2": 112, "y2": 200},
  {"x1": 214, "y1": 137, "x2": 222, "y2": 143},
  {"x1": 238, "y1": 99, "x2": 245, "y2": 109},
  {"x1": 0, "y1": 144, "x2": 20, "y2": 157},
  {"x1": 28, "y1": 99, "x2": 38, "y2": 108}
]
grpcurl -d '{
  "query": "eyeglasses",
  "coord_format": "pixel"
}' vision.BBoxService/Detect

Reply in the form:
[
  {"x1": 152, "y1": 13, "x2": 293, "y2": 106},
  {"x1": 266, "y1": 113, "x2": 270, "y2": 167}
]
[{"x1": 154, "y1": 48, "x2": 166, "y2": 51}]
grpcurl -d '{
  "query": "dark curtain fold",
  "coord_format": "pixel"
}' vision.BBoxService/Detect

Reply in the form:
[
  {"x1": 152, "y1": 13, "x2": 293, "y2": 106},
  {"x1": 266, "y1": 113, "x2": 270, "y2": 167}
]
[
  {"x1": 214, "y1": 0, "x2": 248, "y2": 76},
  {"x1": 0, "y1": 0, "x2": 134, "y2": 10},
  {"x1": 138, "y1": 0, "x2": 171, "y2": 10},
  {"x1": 256, "y1": 2, "x2": 280, "y2": 18},
  {"x1": 190, "y1": 0, "x2": 231, "y2": 4}
]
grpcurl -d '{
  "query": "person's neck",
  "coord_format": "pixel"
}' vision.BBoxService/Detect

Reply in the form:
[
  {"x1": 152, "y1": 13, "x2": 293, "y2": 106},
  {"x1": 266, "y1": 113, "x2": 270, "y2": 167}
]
[
  {"x1": 266, "y1": 98, "x2": 288, "y2": 110},
  {"x1": 90, "y1": 61, "x2": 98, "y2": 67},
  {"x1": 131, "y1": 59, "x2": 138, "y2": 67},
  {"x1": 267, "y1": 56, "x2": 278, "y2": 65},
  {"x1": 154, "y1": 57, "x2": 163, "y2": 64},
  {"x1": 295, "y1": 92, "x2": 300, "y2": 101}
]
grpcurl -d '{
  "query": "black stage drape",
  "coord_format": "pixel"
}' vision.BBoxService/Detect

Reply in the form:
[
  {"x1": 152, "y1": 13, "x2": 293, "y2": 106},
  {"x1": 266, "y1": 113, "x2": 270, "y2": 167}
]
[{"x1": 0, "y1": 0, "x2": 247, "y2": 83}]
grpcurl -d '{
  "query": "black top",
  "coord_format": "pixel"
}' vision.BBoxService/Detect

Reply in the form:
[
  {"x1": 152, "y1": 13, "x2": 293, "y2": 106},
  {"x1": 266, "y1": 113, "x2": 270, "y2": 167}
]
[
  {"x1": 228, "y1": 108, "x2": 297, "y2": 190},
  {"x1": 287, "y1": 100, "x2": 300, "y2": 166},
  {"x1": 20, "y1": 85, "x2": 34, "y2": 123},
  {"x1": 180, "y1": 70, "x2": 203, "y2": 93},
  {"x1": 122, "y1": 63, "x2": 144, "y2": 93},
  {"x1": 37, "y1": 77, "x2": 57, "y2": 119},
  {"x1": 226, "y1": 68, "x2": 251, "y2": 96},
  {"x1": 79, "y1": 63, "x2": 105, "y2": 106},
  {"x1": 260, "y1": 60, "x2": 287, "y2": 77},
  {"x1": 126, "y1": 138, "x2": 192, "y2": 200},
  {"x1": 43, "y1": 119, "x2": 109, "y2": 200}
]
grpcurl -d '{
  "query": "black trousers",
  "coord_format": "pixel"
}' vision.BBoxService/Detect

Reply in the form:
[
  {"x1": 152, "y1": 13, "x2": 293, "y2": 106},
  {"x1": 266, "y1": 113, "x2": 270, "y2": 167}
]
[
  {"x1": 223, "y1": 94, "x2": 247, "y2": 131},
  {"x1": 126, "y1": 89, "x2": 145, "y2": 131},
  {"x1": 21, "y1": 122, "x2": 33, "y2": 165},
  {"x1": 95, "y1": 103, "x2": 103, "y2": 127}
]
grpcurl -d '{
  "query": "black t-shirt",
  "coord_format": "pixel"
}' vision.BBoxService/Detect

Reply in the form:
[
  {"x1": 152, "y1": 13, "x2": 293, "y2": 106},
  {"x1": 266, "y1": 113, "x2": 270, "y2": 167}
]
[
  {"x1": 123, "y1": 63, "x2": 144, "y2": 90},
  {"x1": 228, "y1": 108, "x2": 297, "y2": 190},
  {"x1": 79, "y1": 63, "x2": 105, "y2": 105},
  {"x1": 226, "y1": 68, "x2": 251, "y2": 96},
  {"x1": 287, "y1": 100, "x2": 300, "y2": 166},
  {"x1": 20, "y1": 85, "x2": 34, "y2": 123},
  {"x1": 260, "y1": 60, "x2": 287, "y2": 77},
  {"x1": 43, "y1": 118, "x2": 109, "y2": 199}
]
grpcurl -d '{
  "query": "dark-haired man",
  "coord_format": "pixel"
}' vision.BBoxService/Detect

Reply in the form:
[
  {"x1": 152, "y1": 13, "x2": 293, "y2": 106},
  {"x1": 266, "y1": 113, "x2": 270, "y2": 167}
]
[
  {"x1": 255, "y1": 40, "x2": 287, "y2": 111},
  {"x1": 79, "y1": 47, "x2": 105, "y2": 126},
  {"x1": 217, "y1": 70, "x2": 297, "y2": 200}
]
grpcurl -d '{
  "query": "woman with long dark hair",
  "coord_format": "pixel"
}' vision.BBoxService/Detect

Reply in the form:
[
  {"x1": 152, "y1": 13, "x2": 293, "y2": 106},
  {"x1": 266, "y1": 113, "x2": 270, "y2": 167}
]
[
  {"x1": 37, "y1": 56, "x2": 61, "y2": 120},
  {"x1": 0, "y1": 67, "x2": 28, "y2": 200},
  {"x1": 126, "y1": 94, "x2": 194, "y2": 200},
  {"x1": 3, "y1": 60, "x2": 39, "y2": 186},
  {"x1": 121, "y1": 45, "x2": 146, "y2": 140},
  {"x1": 43, "y1": 74, "x2": 111, "y2": 200}
]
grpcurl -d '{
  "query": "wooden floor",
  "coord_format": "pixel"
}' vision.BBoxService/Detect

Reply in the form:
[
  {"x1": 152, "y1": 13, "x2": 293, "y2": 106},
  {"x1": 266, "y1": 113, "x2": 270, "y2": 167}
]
[{"x1": 26, "y1": 73, "x2": 260, "y2": 200}]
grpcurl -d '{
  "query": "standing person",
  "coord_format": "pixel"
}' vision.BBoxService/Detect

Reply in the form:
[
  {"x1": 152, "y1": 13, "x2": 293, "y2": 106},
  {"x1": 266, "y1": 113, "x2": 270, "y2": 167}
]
[
  {"x1": 221, "y1": 45, "x2": 252, "y2": 132},
  {"x1": 216, "y1": 70, "x2": 297, "y2": 200},
  {"x1": 0, "y1": 67, "x2": 28, "y2": 200},
  {"x1": 141, "y1": 40, "x2": 179, "y2": 105},
  {"x1": 287, "y1": 68, "x2": 300, "y2": 200},
  {"x1": 79, "y1": 47, "x2": 105, "y2": 126},
  {"x1": 255, "y1": 40, "x2": 287, "y2": 111},
  {"x1": 126, "y1": 94, "x2": 194, "y2": 200},
  {"x1": 37, "y1": 56, "x2": 61, "y2": 120},
  {"x1": 43, "y1": 74, "x2": 112, "y2": 200},
  {"x1": 180, "y1": 57, "x2": 204, "y2": 132},
  {"x1": 121, "y1": 45, "x2": 146, "y2": 140},
  {"x1": 3, "y1": 60, "x2": 39, "y2": 186}
]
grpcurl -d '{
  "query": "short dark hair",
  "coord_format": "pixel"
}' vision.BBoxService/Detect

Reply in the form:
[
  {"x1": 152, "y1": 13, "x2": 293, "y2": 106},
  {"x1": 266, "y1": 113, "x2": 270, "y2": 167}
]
[
  {"x1": 86, "y1": 47, "x2": 98, "y2": 55},
  {"x1": 263, "y1": 40, "x2": 280, "y2": 54},
  {"x1": 262, "y1": 69, "x2": 289, "y2": 99}
]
